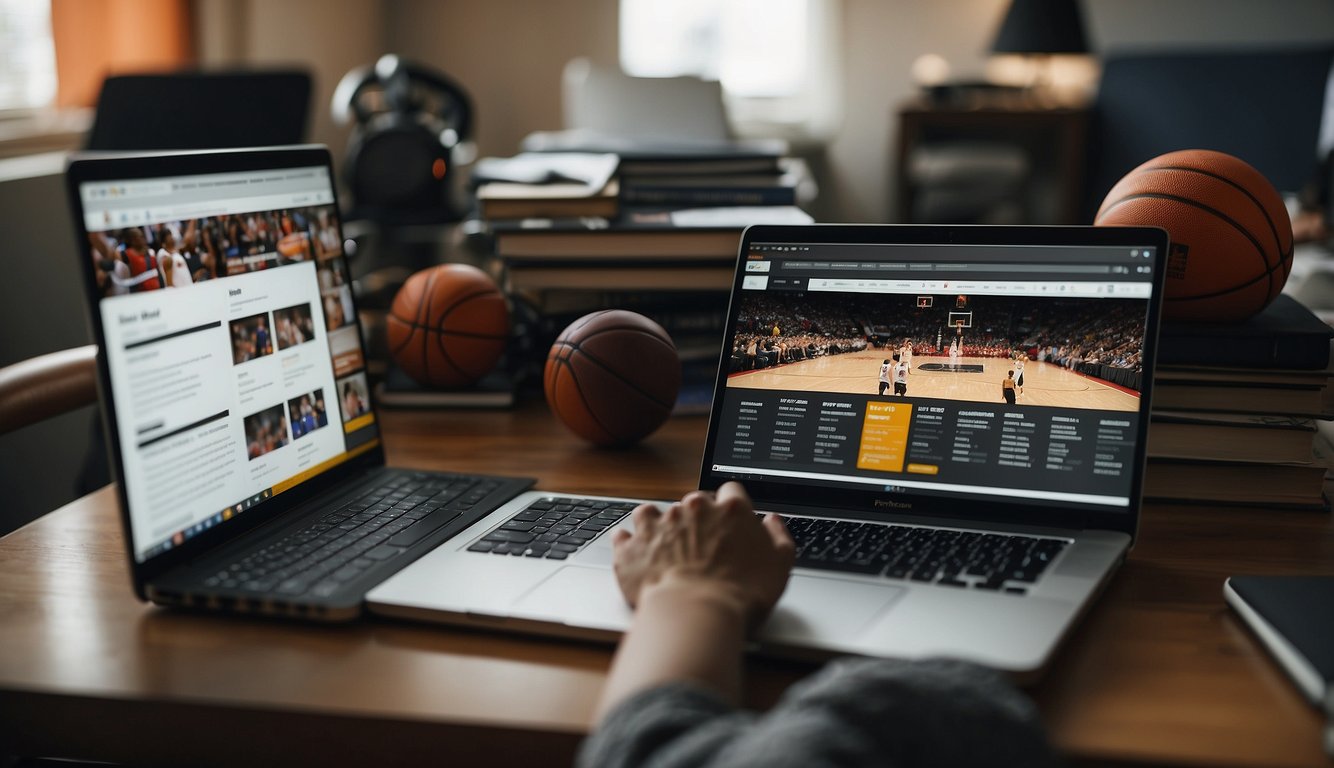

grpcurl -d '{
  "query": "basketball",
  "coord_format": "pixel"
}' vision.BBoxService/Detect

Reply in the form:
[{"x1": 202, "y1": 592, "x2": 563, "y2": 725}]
[
  {"x1": 545, "y1": 310, "x2": 681, "y2": 446},
  {"x1": 1094, "y1": 149, "x2": 1293, "y2": 322},
  {"x1": 387, "y1": 264, "x2": 509, "y2": 388}
]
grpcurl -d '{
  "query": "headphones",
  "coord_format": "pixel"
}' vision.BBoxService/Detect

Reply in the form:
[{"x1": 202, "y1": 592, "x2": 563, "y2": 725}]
[{"x1": 332, "y1": 54, "x2": 475, "y2": 224}]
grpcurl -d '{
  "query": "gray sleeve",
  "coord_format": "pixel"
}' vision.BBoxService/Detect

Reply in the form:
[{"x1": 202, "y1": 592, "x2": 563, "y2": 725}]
[{"x1": 577, "y1": 658, "x2": 1053, "y2": 768}]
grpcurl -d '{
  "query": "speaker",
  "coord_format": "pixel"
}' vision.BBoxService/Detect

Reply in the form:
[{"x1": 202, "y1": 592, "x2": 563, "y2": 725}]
[{"x1": 332, "y1": 54, "x2": 474, "y2": 224}]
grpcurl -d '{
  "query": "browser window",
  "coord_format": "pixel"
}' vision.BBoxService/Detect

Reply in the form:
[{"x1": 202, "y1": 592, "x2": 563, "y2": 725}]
[{"x1": 81, "y1": 165, "x2": 378, "y2": 562}]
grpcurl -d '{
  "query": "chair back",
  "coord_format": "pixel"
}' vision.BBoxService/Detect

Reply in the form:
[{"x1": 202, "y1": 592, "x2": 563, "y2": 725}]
[{"x1": 87, "y1": 70, "x2": 312, "y2": 150}]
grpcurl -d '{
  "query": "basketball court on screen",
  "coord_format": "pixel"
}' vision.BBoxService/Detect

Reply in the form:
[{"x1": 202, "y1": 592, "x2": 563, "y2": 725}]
[{"x1": 728, "y1": 350, "x2": 1140, "y2": 411}]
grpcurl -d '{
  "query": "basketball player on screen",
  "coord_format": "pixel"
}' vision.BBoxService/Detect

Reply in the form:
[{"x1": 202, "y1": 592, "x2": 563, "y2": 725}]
[
  {"x1": 949, "y1": 337, "x2": 960, "y2": 371},
  {"x1": 901, "y1": 338, "x2": 913, "y2": 375},
  {"x1": 892, "y1": 354, "x2": 908, "y2": 396},
  {"x1": 1002, "y1": 370, "x2": 1017, "y2": 405},
  {"x1": 1014, "y1": 352, "x2": 1026, "y2": 397},
  {"x1": 878, "y1": 359, "x2": 891, "y2": 396}
]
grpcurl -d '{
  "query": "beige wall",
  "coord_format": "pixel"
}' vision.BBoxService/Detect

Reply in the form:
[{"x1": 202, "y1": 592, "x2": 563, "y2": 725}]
[
  {"x1": 195, "y1": 0, "x2": 387, "y2": 158},
  {"x1": 384, "y1": 0, "x2": 620, "y2": 160}
]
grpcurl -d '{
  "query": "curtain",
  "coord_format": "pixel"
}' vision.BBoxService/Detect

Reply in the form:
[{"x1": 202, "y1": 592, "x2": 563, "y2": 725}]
[{"x1": 52, "y1": 0, "x2": 194, "y2": 107}]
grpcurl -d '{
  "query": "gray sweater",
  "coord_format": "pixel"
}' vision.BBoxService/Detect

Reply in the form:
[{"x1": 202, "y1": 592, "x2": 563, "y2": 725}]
[{"x1": 578, "y1": 658, "x2": 1053, "y2": 768}]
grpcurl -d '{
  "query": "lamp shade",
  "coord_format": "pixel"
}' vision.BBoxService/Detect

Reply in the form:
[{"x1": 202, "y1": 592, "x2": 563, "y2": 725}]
[{"x1": 991, "y1": 0, "x2": 1089, "y2": 55}]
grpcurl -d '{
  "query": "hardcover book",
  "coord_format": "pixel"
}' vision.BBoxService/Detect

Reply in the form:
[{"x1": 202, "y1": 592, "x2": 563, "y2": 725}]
[{"x1": 1157, "y1": 294, "x2": 1333, "y2": 370}]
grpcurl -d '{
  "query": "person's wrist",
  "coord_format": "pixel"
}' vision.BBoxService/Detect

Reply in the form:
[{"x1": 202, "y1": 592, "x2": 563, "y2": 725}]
[{"x1": 638, "y1": 571, "x2": 750, "y2": 627}]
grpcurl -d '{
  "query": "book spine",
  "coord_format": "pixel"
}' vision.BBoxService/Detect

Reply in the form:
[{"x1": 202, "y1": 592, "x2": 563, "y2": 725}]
[
  {"x1": 1156, "y1": 337, "x2": 1331, "y2": 369},
  {"x1": 620, "y1": 186, "x2": 796, "y2": 207}
]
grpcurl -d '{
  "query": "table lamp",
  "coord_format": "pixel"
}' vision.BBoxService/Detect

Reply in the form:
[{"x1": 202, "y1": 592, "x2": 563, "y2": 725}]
[{"x1": 991, "y1": 0, "x2": 1089, "y2": 92}]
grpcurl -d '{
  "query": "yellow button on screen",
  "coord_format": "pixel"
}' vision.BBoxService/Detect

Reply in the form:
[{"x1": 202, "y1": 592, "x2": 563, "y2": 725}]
[{"x1": 906, "y1": 463, "x2": 939, "y2": 475}]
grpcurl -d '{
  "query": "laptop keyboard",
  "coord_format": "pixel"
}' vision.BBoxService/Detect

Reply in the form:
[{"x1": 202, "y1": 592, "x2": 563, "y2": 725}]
[
  {"x1": 202, "y1": 472, "x2": 507, "y2": 598},
  {"x1": 468, "y1": 497, "x2": 637, "y2": 559},
  {"x1": 782, "y1": 516, "x2": 1068, "y2": 594},
  {"x1": 465, "y1": 497, "x2": 1067, "y2": 594}
]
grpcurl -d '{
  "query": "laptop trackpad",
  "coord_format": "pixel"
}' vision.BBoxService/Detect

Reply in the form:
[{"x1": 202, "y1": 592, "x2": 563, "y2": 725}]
[
  {"x1": 511, "y1": 565, "x2": 632, "y2": 631},
  {"x1": 762, "y1": 574, "x2": 904, "y2": 646}
]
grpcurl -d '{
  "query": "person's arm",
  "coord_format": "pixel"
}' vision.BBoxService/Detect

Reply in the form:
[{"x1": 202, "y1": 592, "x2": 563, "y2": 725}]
[{"x1": 595, "y1": 483, "x2": 794, "y2": 720}]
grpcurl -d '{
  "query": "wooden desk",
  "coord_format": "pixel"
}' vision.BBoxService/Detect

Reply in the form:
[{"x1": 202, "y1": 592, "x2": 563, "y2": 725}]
[{"x1": 2, "y1": 403, "x2": 1331, "y2": 767}]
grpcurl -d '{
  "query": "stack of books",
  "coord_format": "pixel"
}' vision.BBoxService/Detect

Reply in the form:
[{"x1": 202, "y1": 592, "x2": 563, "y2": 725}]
[
  {"x1": 471, "y1": 137, "x2": 815, "y2": 408},
  {"x1": 1143, "y1": 294, "x2": 1334, "y2": 510}
]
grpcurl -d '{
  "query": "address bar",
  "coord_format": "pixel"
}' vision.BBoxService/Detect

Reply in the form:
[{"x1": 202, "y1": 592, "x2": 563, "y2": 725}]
[{"x1": 805, "y1": 278, "x2": 1152, "y2": 297}]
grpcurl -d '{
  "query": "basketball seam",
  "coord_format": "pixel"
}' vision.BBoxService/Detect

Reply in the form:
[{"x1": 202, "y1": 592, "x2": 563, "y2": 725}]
[
  {"x1": 433, "y1": 324, "x2": 475, "y2": 381},
  {"x1": 550, "y1": 346, "x2": 619, "y2": 444},
  {"x1": 562, "y1": 324, "x2": 675, "y2": 351},
  {"x1": 428, "y1": 288, "x2": 507, "y2": 329},
  {"x1": 1097, "y1": 191, "x2": 1276, "y2": 310},
  {"x1": 387, "y1": 314, "x2": 416, "y2": 357},
  {"x1": 1131, "y1": 163, "x2": 1287, "y2": 299},
  {"x1": 419, "y1": 268, "x2": 439, "y2": 384},
  {"x1": 560, "y1": 337, "x2": 676, "y2": 410},
  {"x1": 385, "y1": 310, "x2": 508, "y2": 339}
]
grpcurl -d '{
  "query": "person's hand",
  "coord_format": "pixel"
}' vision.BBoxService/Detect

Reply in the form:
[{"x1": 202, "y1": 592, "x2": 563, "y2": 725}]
[{"x1": 611, "y1": 482, "x2": 795, "y2": 631}]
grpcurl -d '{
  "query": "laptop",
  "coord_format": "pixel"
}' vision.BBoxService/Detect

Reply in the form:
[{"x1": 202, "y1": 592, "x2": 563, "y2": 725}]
[
  {"x1": 368, "y1": 223, "x2": 1168, "y2": 675},
  {"x1": 67, "y1": 146, "x2": 533, "y2": 620}
]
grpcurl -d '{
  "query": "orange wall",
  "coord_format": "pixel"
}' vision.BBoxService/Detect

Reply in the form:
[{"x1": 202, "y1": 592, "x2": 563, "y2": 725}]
[{"x1": 52, "y1": 0, "x2": 194, "y2": 107}]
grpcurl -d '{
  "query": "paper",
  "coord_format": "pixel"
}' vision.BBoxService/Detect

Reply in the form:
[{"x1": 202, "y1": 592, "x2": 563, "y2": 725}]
[{"x1": 472, "y1": 153, "x2": 618, "y2": 190}]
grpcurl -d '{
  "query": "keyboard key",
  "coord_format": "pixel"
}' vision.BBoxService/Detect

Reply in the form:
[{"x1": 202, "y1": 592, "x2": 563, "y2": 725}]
[
  {"x1": 365, "y1": 543, "x2": 405, "y2": 560},
  {"x1": 484, "y1": 529, "x2": 535, "y2": 544},
  {"x1": 387, "y1": 511, "x2": 462, "y2": 547}
]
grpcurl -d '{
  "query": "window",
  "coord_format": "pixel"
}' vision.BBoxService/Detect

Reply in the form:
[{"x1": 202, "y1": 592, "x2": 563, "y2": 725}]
[
  {"x1": 0, "y1": 0, "x2": 56, "y2": 111},
  {"x1": 619, "y1": 0, "x2": 840, "y2": 136}
]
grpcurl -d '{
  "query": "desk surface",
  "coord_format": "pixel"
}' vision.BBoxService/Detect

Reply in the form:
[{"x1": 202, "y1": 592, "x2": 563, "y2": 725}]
[{"x1": 2, "y1": 403, "x2": 1331, "y2": 767}]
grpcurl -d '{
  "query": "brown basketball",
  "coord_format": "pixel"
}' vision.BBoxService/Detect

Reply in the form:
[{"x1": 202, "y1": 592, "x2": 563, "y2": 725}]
[
  {"x1": 1095, "y1": 149, "x2": 1293, "y2": 322},
  {"x1": 387, "y1": 264, "x2": 509, "y2": 388},
  {"x1": 545, "y1": 310, "x2": 681, "y2": 446}
]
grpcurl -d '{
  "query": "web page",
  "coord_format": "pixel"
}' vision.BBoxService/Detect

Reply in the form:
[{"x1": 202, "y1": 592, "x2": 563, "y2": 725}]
[
  {"x1": 82, "y1": 166, "x2": 378, "y2": 562},
  {"x1": 710, "y1": 242, "x2": 1158, "y2": 511}
]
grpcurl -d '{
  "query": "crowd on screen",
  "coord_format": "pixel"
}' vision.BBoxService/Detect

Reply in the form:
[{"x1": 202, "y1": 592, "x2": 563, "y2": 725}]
[
  {"x1": 728, "y1": 294, "x2": 1145, "y2": 375},
  {"x1": 1025, "y1": 302, "x2": 1145, "y2": 373},
  {"x1": 731, "y1": 295, "x2": 868, "y2": 371},
  {"x1": 89, "y1": 206, "x2": 342, "y2": 298}
]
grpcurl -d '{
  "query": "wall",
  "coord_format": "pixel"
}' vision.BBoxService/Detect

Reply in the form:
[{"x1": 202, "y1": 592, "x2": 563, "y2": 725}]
[
  {"x1": 384, "y1": 0, "x2": 620, "y2": 161},
  {"x1": 195, "y1": 0, "x2": 387, "y2": 155}
]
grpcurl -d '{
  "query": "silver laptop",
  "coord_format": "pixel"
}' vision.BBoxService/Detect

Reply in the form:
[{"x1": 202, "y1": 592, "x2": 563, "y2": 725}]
[
  {"x1": 368, "y1": 224, "x2": 1168, "y2": 675},
  {"x1": 68, "y1": 146, "x2": 532, "y2": 620}
]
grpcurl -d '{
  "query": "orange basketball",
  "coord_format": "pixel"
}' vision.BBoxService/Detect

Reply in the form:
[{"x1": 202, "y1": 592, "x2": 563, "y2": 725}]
[
  {"x1": 1095, "y1": 149, "x2": 1293, "y2": 322},
  {"x1": 387, "y1": 264, "x2": 509, "y2": 388},
  {"x1": 545, "y1": 310, "x2": 681, "y2": 446}
]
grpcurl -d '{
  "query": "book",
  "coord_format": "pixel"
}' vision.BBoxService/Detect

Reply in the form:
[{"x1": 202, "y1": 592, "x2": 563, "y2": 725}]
[
  {"x1": 1157, "y1": 294, "x2": 1333, "y2": 370},
  {"x1": 1224, "y1": 575, "x2": 1334, "y2": 707},
  {"x1": 375, "y1": 364, "x2": 516, "y2": 409},
  {"x1": 1147, "y1": 411, "x2": 1318, "y2": 464},
  {"x1": 477, "y1": 179, "x2": 619, "y2": 220},
  {"x1": 1150, "y1": 379, "x2": 1328, "y2": 417},
  {"x1": 1155, "y1": 363, "x2": 1332, "y2": 386},
  {"x1": 619, "y1": 159, "x2": 807, "y2": 208},
  {"x1": 1142, "y1": 458, "x2": 1329, "y2": 509},
  {"x1": 493, "y1": 206, "x2": 813, "y2": 261}
]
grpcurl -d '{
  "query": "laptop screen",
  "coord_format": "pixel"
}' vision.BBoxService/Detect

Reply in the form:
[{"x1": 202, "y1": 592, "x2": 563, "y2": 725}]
[
  {"x1": 704, "y1": 232, "x2": 1160, "y2": 517},
  {"x1": 78, "y1": 161, "x2": 378, "y2": 562}
]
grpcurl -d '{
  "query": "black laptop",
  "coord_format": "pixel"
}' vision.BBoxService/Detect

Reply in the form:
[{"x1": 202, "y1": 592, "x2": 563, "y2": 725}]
[{"x1": 67, "y1": 146, "x2": 532, "y2": 620}]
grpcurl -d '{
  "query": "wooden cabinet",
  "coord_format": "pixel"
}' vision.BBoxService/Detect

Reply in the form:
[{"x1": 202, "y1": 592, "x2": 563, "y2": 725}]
[{"x1": 894, "y1": 99, "x2": 1090, "y2": 225}]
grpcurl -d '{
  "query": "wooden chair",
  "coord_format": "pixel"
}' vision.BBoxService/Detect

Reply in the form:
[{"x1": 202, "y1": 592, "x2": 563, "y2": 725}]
[{"x1": 0, "y1": 345, "x2": 98, "y2": 435}]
